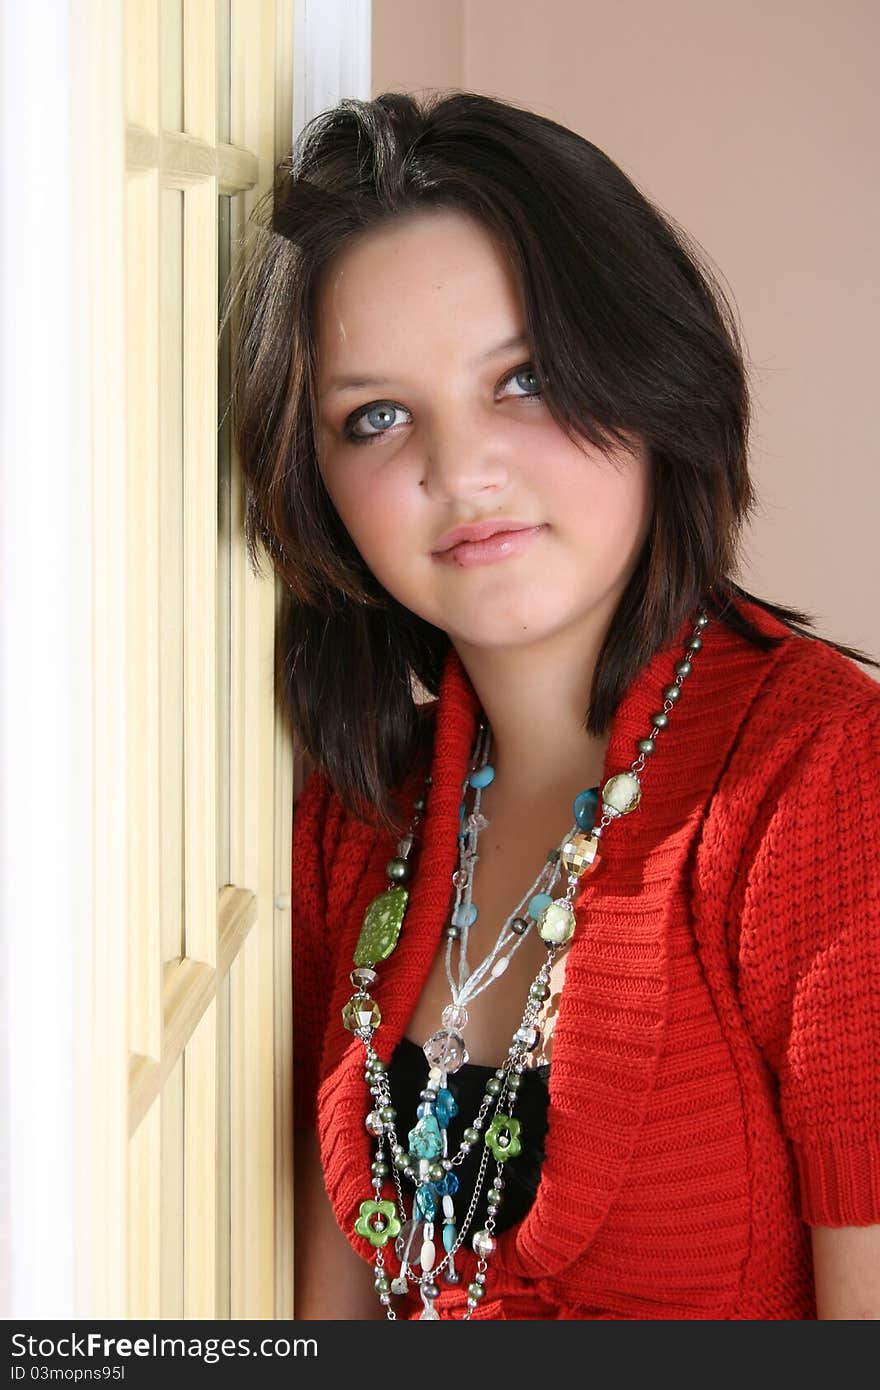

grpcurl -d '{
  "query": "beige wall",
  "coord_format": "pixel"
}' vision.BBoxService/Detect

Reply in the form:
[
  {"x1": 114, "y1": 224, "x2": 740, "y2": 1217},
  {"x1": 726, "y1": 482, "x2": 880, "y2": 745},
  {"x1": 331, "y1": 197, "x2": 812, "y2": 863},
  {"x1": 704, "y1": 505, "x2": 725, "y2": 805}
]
[{"x1": 372, "y1": 0, "x2": 879, "y2": 664}]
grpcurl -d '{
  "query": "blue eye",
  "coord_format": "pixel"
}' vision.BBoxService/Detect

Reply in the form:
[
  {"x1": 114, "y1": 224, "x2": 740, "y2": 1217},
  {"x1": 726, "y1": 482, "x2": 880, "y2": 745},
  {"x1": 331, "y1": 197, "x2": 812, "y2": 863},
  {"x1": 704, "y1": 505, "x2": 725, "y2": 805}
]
[
  {"x1": 342, "y1": 362, "x2": 544, "y2": 446},
  {"x1": 501, "y1": 363, "x2": 543, "y2": 398},
  {"x1": 345, "y1": 402, "x2": 410, "y2": 443}
]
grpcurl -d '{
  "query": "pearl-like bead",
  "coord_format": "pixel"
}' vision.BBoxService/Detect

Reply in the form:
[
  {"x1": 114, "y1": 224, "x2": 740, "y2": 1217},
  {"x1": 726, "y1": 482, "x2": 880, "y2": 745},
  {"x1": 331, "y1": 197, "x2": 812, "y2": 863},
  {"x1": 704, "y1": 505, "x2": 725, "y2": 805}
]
[{"x1": 385, "y1": 856, "x2": 411, "y2": 884}]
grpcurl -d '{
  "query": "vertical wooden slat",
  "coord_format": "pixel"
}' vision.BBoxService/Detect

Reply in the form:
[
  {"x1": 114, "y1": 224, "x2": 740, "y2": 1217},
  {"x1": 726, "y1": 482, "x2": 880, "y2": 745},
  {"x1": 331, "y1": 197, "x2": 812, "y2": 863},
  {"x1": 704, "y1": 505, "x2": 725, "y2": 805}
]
[
  {"x1": 217, "y1": 190, "x2": 233, "y2": 895},
  {"x1": 182, "y1": 177, "x2": 219, "y2": 970},
  {"x1": 159, "y1": 187, "x2": 185, "y2": 967},
  {"x1": 128, "y1": 1096, "x2": 161, "y2": 1316},
  {"x1": 126, "y1": 167, "x2": 162, "y2": 1063},
  {"x1": 229, "y1": 0, "x2": 285, "y2": 1320},
  {"x1": 216, "y1": 970, "x2": 232, "y2": 1318},
  {"x1": 160, "y1": 1052, "x2": 184, "y2": 1317},
  {"x1": 184, "y1": 1000, "x2": 217, "y2": 1316},
  {"x1": 126, "y1": 0, "x2": 160, "y2": 132},
  {"x1": 183, "y1": 0, "x2": 217, "y2": 143},
  {"x1": 160, "y1": 0, "x2": 184, "y2": 133}
]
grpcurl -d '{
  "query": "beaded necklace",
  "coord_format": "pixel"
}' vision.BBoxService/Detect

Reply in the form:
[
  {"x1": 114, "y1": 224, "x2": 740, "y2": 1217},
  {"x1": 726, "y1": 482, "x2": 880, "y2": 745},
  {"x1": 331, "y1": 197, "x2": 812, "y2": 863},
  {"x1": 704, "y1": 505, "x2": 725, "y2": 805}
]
[{"x1": 341, "y1": 607, "x2": 710, "y2": 1319}]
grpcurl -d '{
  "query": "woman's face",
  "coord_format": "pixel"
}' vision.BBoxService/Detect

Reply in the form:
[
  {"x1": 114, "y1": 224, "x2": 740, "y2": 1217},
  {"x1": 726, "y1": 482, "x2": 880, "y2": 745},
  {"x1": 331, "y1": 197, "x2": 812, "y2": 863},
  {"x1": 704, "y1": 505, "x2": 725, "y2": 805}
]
[{"x1": 314, "y1": 208, "x2": 653, "y2": 653}]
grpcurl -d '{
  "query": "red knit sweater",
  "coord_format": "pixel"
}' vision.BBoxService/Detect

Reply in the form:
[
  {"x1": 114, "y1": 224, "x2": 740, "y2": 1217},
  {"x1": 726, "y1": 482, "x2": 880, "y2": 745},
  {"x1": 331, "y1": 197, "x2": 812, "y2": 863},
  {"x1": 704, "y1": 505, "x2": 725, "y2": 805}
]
[{"x1": 291, "y1": 598, "x2": 880, "y2": 1319}]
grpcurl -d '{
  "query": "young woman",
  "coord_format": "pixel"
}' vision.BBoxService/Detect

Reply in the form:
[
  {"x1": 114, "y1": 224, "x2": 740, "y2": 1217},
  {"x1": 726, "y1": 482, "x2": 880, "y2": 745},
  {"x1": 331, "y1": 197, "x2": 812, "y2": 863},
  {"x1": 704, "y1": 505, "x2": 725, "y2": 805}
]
[{"x1": 229, "y1": 91, "x2": 880, "y2": 1320}]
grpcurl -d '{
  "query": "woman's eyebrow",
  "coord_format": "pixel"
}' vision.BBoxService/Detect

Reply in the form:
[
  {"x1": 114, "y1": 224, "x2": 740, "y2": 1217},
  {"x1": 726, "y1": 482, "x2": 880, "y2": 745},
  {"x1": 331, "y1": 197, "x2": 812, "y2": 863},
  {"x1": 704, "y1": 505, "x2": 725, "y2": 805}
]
[{"x1": 321, "y1": 332, "x2": 530, "y2": 396}]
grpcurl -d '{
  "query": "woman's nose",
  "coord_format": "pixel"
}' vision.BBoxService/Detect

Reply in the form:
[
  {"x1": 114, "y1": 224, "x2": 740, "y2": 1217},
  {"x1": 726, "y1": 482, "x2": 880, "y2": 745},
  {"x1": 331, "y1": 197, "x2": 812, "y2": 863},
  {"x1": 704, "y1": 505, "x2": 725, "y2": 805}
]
[{"x1": 419, "y1": 410, "x2": 510, "y2": 502}]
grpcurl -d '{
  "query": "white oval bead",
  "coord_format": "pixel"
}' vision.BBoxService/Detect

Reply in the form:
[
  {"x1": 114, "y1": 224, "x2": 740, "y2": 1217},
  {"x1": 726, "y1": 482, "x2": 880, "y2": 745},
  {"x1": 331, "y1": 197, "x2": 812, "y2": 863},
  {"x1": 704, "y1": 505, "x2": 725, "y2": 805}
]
[
  {"x1": 490, "y1": 956, "x2": 509, "y2": 978},
  {"x1": 442, "y1": 1195, "x2": 455, "y2": 1219},
  {"x1": 420, "y1": 1239, "x2": 436, "y2": 1272}
]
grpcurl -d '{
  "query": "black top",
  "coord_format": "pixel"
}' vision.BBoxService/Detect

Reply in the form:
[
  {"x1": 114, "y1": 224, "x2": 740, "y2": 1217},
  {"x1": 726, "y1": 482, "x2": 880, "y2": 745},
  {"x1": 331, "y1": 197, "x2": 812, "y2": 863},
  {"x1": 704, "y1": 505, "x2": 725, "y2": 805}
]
[{"x1": 386, "y1": 1034, "x2": 551, "y2": 1236}]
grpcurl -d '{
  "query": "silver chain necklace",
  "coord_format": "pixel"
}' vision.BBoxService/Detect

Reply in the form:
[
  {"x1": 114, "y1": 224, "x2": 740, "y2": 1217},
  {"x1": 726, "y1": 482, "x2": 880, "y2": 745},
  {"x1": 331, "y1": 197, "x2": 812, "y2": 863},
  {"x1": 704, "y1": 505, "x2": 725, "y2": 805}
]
[{"x1": 341, "y1": 607, "x2": 710, "y2": 1319}]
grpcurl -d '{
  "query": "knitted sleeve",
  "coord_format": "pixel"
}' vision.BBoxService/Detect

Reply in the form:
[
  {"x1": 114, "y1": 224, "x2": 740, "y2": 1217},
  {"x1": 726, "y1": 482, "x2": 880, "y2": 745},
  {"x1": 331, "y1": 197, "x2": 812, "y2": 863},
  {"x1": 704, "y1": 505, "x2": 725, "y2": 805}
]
[
  {"x1": 735, "y1": 691, "x2": 880, "y2": 1226},
  {"x1": 291, "y1": 767, "x2": 344, "y2": 1130}
]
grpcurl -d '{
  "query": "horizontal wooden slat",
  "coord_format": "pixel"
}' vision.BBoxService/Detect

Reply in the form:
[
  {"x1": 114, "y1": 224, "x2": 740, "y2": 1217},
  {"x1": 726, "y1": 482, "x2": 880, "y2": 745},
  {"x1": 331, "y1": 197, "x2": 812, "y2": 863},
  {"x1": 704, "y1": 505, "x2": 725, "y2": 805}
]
[
  {"x1": 128, "y1": 884, "x2": 258, "y2": 1135},
  {"x1": 126, "y1": 126, "x2": 259, "y2": 193}
]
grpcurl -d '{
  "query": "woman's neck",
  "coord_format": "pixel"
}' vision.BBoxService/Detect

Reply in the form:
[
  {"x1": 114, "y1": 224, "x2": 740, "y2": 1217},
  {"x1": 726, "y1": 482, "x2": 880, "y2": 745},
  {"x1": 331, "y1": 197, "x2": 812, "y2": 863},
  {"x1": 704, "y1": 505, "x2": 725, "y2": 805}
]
[{"x1": 451, "y1": 621, "x2": 612, "y2": 800}]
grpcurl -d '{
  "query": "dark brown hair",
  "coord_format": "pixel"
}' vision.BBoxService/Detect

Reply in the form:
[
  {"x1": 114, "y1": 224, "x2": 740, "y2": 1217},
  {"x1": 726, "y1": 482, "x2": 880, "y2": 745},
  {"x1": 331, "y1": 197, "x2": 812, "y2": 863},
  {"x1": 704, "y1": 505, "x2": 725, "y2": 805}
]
[{"x1": 223, "y1": 89, "x2": 877, "y2": 833}]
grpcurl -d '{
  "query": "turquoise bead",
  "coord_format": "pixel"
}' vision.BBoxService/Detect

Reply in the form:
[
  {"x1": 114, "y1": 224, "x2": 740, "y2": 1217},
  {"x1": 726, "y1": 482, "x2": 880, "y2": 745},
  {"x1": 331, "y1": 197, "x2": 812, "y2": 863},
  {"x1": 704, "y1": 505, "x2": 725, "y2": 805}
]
[
  {"x1": 468, "y1": 764, "x2": 495, "y2": 789},
  {"x1": 408, "y1": 1115, "x2": 443, "y2": 1160},
  {"x1": 528, "y1": 892, "x2": 553, "y2": 922},
  {"x1": 452, "y1": 902, "x2": 477, "y2": 929},
  {"x1": 573, "y1": 787, "x2": 599, "y2": 831},
  {"x1": 416, "y1": 1185, "x2": 437, "y2": 1220},
  {"x1": 435, "y1": 1088, "x2": 458, "y2": 1128},
  {"x1": 443, "y1": 1222, "x2": 457, "y2": 1253}
]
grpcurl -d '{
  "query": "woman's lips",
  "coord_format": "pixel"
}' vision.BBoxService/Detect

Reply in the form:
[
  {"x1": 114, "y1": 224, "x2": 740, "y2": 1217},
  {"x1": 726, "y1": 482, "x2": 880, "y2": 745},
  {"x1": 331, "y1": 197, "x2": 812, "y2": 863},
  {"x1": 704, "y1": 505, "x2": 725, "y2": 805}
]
[{"x1": 433, "y1": 524, "x2": 547, "y2": 568}]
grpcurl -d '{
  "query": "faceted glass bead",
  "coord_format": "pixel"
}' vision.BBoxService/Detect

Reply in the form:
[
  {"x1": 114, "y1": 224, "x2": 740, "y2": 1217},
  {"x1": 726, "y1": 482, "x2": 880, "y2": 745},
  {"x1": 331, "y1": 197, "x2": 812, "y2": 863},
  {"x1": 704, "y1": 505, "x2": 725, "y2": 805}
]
[
  {"x1": 342, "y1": 994, "x2": 381, "y2": 1032},
  {"x1": 472, "y1": 1229, "x2": 496, "y2": 1258},
  {"x1": 466, "y1": 811, "x2": 489, "y2": 833},
  {"x1": 365, "y1": 1109, "x2": 385, "y2": 1137},
  {"x1": 434, "y1": 1170, "x2": 459, "y2": 1197},
  {"x1": 561, "y1": 832, "x2": 602, "y2": 876},
  {"x1": 452, "y1": 869, "x2": 470, "y2": 889},
  {"x1": 515, "y1": 1024, "x2": 541, "y2": 1051},
  {"x1": 353, "y1": 886, "x2": 409, "y2": 966},
  {"x1": 423, "y1": 1028, "x2": 469, "y2": 1073},
  {"x1": 441, "y1": 1003, "x2": 468, "y2": 1030},
  {"x1": 407, "y1": 1114, "x2": 443, "y2": 1159},
  {"x1": 416, "y1": 1184, "x2": 437, "y2": 1220},
  {"x1": 602, "y1": 772, "x2": 642, "y2": 816},
  {"x1": 537, "y1": 900, "x2": 576, "y2": 945},
  {"x1": 350, "y1": 966, "x2": 377, "y2": 990}
]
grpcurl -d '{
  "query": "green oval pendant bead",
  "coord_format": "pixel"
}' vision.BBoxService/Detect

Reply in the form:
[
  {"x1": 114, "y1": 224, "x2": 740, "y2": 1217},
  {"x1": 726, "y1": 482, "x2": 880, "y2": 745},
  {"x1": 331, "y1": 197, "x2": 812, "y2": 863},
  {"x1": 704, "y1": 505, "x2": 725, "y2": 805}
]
[
  {"x1": 602, "y1": 771, "x2": 642, "y2": 815},
  {"x1": 354, "y1": 886, "x2": 409, "y2": 966}
]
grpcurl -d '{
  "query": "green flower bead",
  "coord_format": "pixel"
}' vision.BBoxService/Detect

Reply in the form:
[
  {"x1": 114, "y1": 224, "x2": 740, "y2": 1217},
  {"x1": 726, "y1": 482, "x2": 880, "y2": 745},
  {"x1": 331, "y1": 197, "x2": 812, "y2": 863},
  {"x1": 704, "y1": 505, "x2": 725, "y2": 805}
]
[
  {"x1": 484, "y1": 1113, "x2": 522, "y2": 1162},
  {"x1": 354, "y1": 1199, "x2": 401, "y2": 1248}
]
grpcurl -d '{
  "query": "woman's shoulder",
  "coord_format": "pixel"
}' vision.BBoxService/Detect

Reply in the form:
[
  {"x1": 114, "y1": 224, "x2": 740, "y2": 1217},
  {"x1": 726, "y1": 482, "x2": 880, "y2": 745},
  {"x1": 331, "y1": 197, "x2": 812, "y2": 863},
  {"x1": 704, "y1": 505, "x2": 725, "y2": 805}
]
[{"x1": 730, "y1": 603, "x2": 880, "y2": 749}]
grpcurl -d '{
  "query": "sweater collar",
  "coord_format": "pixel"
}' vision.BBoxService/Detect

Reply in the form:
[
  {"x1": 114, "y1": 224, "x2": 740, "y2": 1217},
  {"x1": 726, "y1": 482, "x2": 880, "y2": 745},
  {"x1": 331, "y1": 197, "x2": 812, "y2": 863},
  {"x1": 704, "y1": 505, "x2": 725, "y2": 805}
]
[{"x1": 319, "y1": 598, "x2": 793, "y2": 1283}]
